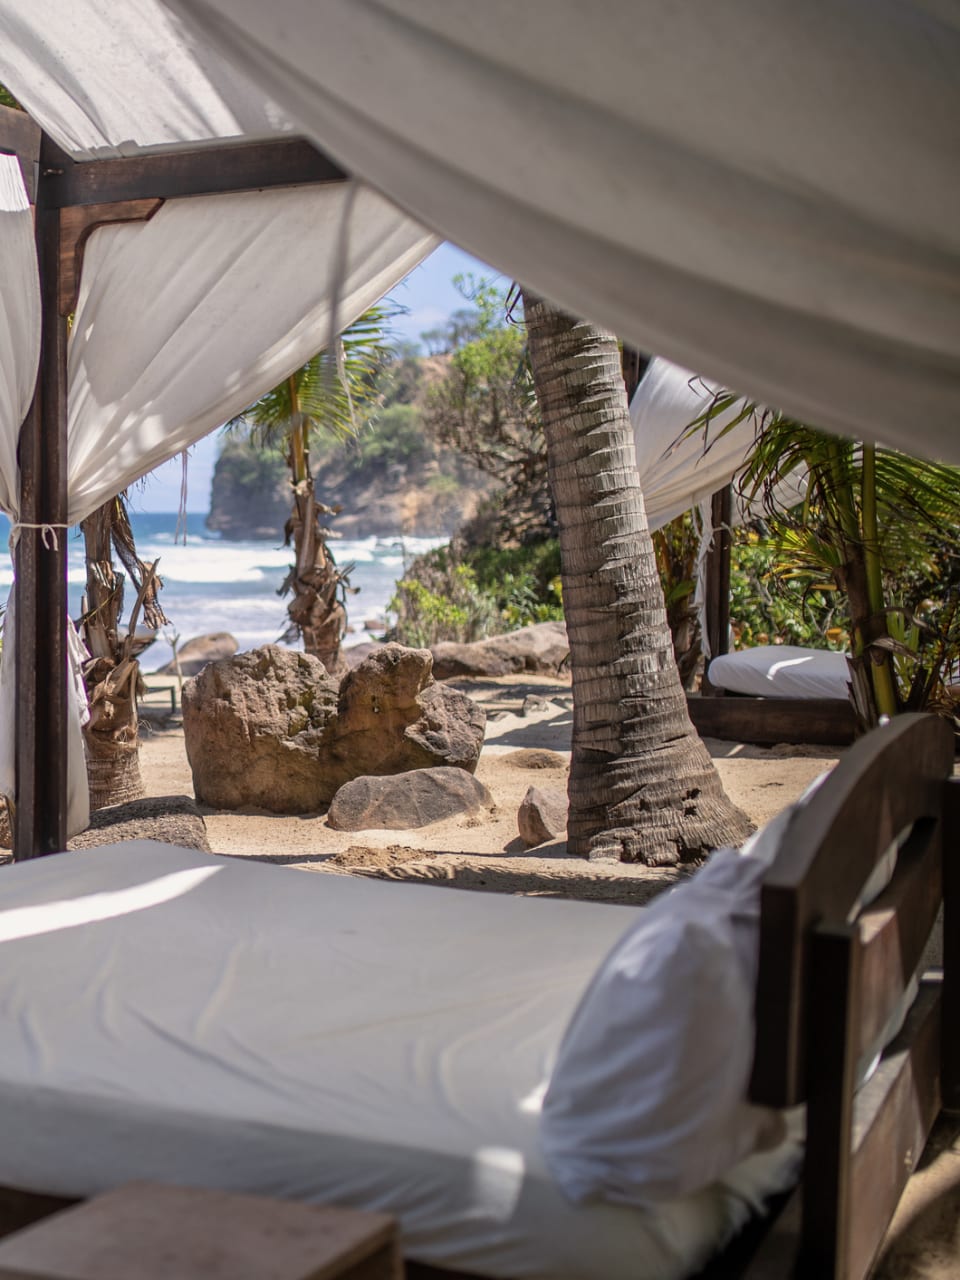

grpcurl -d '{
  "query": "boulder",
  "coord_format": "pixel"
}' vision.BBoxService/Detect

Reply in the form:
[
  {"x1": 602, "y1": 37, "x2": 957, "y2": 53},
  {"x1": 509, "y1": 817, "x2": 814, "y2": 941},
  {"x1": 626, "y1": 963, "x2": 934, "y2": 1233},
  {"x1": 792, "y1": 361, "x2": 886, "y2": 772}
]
[
  {"x1": 155, "y1": 631, "x2": 238, "y2": 677},
  {"x1": 518, "y1": 785, "x2": 568, "y2": 847},
  {"x1": 181, "y1": 643, "x2": 486, "y2": 814},
  {"x1": 431, "y1": 621, "x2": 569, "y2": 679},
  {"x1": 323, "y1": 644, "x2": 486, "y2": 786},
  {"x1": 328, "y1": 768, "x2": 494, "y2": 831},
  {"x1": 68, "y1": 794, "x2": 211, "y2": 852},
  {"x1": 182, "y1": 646, "x2": 340, "y2": 813}
]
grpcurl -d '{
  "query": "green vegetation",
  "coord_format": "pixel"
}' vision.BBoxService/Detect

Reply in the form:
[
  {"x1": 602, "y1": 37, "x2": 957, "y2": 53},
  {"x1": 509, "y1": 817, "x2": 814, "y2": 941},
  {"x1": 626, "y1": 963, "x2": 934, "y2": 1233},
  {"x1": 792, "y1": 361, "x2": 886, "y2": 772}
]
[
  {"x1": 694, "y1": 394, "x2": 960, "y2": 723},
  {"x1": 388, "y1": 539, "x2": 563, "y2": 646},
  {"x1": 421, "y1": 276, "x2": 552, "y2": 541}
]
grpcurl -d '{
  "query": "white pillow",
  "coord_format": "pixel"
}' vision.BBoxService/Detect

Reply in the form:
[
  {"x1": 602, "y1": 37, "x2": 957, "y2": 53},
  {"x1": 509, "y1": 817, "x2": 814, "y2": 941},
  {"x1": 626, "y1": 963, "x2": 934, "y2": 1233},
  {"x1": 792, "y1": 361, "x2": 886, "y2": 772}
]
[
  {"x1": 541, "y1": 775, "x2": 913, "y2": 1209},
  {"x1": 540, "y1": 841, "x2": 784, "y2": 1208}
]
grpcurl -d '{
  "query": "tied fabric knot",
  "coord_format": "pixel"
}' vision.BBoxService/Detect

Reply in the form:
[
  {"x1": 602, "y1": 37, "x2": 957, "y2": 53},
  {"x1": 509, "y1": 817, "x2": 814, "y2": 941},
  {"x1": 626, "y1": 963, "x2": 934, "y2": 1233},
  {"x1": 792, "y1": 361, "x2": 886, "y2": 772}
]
[{"x1": 8, "y1": 521, "x2": 70, "y2": 554}]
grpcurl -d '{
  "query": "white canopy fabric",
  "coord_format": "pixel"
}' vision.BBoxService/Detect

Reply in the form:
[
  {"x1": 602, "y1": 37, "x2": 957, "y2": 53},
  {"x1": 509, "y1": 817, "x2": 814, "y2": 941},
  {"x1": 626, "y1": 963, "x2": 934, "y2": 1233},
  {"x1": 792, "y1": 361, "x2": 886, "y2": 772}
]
[
  {"x1": 633, "y1": 361, "x2": 760, "y2": 535},
  {"x1": 0, "y1": 155, "x2": 36, "y2": 519},
  {"x1": 160, "y1": 0, "x2": 960, "y2": 463},
  {"x1": 67, "y1": 184, "x2": 435, "y2": 525},
  {"x1": 0, "y1": 0, "x2": 438, "y2": 838},
  {"x1": 0, "y1": 0, "x2": 291, "y2": 158},
  {"x1": 632, "y1": 358, "x2": 807, "y2": 533}
]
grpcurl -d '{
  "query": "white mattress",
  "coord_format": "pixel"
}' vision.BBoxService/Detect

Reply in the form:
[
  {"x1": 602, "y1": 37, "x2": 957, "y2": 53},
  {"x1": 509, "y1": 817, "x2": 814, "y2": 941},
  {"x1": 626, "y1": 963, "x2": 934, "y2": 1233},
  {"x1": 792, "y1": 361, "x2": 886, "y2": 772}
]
[
  {"x1": 0, "y1": 843, "x2": 794, "y2": 1279},
  {"x1": 709, "y1": 645, "x2": 850, "y2": 700}
]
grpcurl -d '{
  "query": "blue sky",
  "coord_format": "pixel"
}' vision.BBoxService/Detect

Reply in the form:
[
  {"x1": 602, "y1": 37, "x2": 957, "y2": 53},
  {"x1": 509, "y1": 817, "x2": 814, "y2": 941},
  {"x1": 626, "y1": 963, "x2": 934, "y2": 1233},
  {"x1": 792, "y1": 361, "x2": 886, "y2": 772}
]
[{"x1": 134, "y1": 243, "x2": 507, "y2": 514}]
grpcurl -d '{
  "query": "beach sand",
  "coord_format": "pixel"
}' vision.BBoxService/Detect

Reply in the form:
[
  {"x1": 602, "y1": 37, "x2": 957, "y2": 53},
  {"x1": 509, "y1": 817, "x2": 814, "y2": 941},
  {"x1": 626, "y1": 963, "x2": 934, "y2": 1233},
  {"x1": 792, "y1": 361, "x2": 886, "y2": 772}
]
[{"x1": 139, "y1": 673, "x2": 838, "y2": 906}]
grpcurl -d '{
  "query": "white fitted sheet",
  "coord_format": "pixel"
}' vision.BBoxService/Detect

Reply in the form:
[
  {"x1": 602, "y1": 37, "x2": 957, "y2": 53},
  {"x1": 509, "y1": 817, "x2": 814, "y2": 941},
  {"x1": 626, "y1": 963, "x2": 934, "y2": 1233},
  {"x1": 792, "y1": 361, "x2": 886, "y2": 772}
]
[
  {"x1": 0, "y1": 842, "x2": 794, "y2": 1278},
  {"x1": 709, "y1": 646, "x2": 850, "y2": 701}
]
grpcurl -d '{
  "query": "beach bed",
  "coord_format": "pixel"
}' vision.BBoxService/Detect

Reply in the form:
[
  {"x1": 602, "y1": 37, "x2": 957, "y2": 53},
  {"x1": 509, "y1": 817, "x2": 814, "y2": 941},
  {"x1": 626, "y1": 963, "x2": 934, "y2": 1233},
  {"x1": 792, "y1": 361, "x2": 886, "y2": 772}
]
[{"x1": 0, "y1": 714, "x2": 954, "y2": 1278}]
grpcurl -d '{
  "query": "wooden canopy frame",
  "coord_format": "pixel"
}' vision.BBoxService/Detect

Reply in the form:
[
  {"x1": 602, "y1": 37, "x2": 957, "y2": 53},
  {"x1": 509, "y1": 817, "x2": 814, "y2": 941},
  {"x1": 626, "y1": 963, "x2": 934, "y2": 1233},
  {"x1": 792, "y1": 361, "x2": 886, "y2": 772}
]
[{"x1": 0, "y1": 101, "x2": 348, "y2": 860}]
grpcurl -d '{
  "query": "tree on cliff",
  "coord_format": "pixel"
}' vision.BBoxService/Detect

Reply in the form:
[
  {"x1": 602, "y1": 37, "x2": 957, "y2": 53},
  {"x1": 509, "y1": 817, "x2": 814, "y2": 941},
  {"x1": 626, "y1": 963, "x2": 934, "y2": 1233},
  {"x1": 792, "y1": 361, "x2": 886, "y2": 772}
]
[
  {"x1": 229, "y1": 307, "x2": 392, "y2": 673},
  {"x1": 422, "y1": 277, "x2": 552, "y2": 542},
  {"x1": 522, "y1": 292, "x2": 753, "y2": 864}
]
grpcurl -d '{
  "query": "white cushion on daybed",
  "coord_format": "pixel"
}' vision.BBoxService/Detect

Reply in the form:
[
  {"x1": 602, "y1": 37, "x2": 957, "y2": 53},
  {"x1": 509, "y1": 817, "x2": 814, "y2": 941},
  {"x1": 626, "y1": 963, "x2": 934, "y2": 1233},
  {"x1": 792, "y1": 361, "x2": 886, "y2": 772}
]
[
  {"x1": 709, "y1": 645, "x2": 850, "y2": 700},
  {"x1": 0, "y1": 841, "x2": 800, "y2": 1280},
  {"x1": 540, "y1": 832, "x2": 791, "y2": 1208},
  {"x1": 541, "y1": 773, "x2": 916, "y2": 1211}
]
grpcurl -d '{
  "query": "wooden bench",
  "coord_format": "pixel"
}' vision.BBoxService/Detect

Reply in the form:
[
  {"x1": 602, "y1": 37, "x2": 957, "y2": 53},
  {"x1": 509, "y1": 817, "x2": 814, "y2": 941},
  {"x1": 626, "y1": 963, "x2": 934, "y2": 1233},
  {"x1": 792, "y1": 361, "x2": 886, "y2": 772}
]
[{"x1": 0, "y1": 1182, "x2": 401, "y2": 1280}]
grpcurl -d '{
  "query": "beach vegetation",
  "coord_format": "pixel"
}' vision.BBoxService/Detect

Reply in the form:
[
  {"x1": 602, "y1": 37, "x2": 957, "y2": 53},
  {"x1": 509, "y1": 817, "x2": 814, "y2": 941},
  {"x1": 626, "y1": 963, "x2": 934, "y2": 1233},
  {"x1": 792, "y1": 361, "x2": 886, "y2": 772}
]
[
  {"x1": 692, "y1": 397, "x2": 960, "y2": 728},
  {"x1": 228, "y1": 305, "x2": 393, "y2": 673}
]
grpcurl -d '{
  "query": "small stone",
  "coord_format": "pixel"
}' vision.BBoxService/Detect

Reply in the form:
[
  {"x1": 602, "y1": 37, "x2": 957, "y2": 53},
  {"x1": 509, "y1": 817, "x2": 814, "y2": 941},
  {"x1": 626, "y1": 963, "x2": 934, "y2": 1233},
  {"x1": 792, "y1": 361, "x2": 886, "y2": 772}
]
[
  {"x1": 328, "y1": 768, "x2": 494, "y2": 831},
  {"x1": 521, "y1": 695, "x2": 551, "y2": 717},
  {"x1": 501, "y1": 749, "x2": 568, "y2": 770},
  {"x1": 518, "y1": 785, "x2": 567, "y2": 847}
]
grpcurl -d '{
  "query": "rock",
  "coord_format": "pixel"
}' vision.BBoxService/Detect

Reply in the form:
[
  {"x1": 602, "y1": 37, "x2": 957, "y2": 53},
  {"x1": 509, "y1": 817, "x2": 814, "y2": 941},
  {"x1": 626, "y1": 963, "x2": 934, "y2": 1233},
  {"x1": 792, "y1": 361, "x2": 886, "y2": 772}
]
[
  {"x1": 182, "y1": 646, "x2": 340, "y2": 813},
  {"x1": 68, "y1": 795, "x2": 211, "y2": 852},
  {"x1": 502, "y1": 749, "x2": 568, "y2": 770},
  {"x1": 431, "y1": 621, "x2": 569, "y2": 679},
  {"x1": 518, "y1": 785, "x2": 568, "y2": 847},
  {"x1": 181, "y1": 643, "x2": 486, "y2": 814},
  {"x1": 155, "y1": 632, "x2": 238, "y2": 677},
  {"x1": 329, "y1": 644, "x2": 486, "y2": 781},
  {"x1": 342, "y1": 641, "x2": 383, "y2": 668},
  {"x1": 328, "y1": 768, "x2": 494, "y2": 831},
  {"x1": 521, "y1": 695, "x2": 551, "y2": 716}
]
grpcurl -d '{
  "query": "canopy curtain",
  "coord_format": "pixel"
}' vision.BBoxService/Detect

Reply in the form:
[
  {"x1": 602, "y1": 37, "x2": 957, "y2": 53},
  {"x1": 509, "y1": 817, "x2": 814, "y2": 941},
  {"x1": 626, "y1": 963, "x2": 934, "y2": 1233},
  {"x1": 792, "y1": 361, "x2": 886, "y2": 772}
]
[
  {"x1": 160, "y1": 0, "x2": 960, "y2": 463},
  {"x1": 0, "y1": 178, "x2": 437, "y2": 839}
]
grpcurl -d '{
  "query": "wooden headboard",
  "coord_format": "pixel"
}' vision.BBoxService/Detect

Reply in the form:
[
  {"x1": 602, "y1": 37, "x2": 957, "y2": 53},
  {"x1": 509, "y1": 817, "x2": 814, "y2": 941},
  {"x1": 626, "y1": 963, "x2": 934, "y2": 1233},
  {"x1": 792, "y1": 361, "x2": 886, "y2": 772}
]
[{"x1": 746, "y1": 712, "x2": 958, "y2": 1279}]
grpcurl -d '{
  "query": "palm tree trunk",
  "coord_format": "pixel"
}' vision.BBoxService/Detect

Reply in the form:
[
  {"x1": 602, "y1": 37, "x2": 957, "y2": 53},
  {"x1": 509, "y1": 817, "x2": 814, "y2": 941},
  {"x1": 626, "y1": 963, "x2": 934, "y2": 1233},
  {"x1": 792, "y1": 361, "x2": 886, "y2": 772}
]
[
  {"x1": 80, "y1": 500, "x2": 146, "y2": 810},
  {"x1": 285, "y1": 384, "x2": 347, "y2": 674},
  {"x1": 523, "y1": 293, "x2": 753, "y2": 864}
]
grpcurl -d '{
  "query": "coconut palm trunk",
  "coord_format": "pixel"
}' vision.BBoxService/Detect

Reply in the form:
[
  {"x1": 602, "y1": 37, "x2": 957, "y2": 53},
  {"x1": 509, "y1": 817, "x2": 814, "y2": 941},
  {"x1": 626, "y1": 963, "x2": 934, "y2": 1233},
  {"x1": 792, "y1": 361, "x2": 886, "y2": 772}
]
[
  {"x1": 282, "y1": 378, "x2": 348, "y2": 674},
  {"x1": 523, "y1": 293, "x2": 753, "y2": 864},
  {"x1": 79, "y1": 499, "x2": 153, "y2": 810}
]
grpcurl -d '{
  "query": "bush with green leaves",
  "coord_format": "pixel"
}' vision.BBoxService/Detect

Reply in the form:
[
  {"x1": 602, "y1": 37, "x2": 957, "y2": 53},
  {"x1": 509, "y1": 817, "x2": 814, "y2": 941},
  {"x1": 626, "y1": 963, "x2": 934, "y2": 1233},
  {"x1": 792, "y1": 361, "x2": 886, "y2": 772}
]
[
  {"x1": 387, "y1": 538, "x2": 563, "y2": 646},
  {"x1": 729, "y1": 531, "x2": 848, "y2": 650}
]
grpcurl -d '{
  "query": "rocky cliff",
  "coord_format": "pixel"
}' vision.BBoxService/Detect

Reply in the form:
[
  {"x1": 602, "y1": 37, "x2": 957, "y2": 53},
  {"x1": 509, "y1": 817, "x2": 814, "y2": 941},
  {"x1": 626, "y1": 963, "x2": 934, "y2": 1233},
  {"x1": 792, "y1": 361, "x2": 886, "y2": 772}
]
[{"x1": 206, "y1": 439, "x2": 492, "y2": 541}]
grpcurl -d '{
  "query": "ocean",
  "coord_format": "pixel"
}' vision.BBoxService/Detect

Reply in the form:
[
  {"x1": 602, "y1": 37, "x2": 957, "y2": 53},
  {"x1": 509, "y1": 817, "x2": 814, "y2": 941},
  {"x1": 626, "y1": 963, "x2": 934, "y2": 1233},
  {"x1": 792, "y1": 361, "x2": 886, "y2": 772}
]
[{"x1": 0, "y1": 512, "x2": 447, "y2": 673}]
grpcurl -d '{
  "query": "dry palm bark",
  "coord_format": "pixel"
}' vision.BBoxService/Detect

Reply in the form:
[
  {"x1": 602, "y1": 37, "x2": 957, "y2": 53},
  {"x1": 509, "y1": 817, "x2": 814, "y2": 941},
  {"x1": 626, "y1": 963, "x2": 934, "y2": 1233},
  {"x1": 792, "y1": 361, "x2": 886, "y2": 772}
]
[
  {"x1": 523, "y1": 293, "x2": 753, "y2": 864},
  {"x1": 280, "y1": 479, "x2": 350, "y2": 676},
  {"x1": 80, "y1": 498, "x2": 165, "y2": 810}
]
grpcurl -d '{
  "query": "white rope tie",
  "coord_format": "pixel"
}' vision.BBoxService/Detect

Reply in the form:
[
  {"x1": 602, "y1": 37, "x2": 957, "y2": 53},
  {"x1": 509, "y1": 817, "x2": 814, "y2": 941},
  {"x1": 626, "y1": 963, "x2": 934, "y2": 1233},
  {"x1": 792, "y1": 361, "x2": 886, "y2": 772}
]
[{"x1": 8, "y1": 521, "x2": 70, "y2": 552}]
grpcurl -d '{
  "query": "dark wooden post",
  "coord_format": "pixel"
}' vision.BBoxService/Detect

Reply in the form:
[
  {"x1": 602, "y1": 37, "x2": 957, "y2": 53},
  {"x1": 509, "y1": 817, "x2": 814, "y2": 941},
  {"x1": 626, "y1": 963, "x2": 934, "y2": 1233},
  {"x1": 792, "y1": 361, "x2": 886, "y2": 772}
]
[
  {"x1": 704, "y1": 485, "x2": 733, "y2": 662},
  {"x1": 14, "y1": 134, "x2": 68, "y2": 859},
  {"x1": 620, "y1": 345, "x2": 649, "y2": 405},
  {"x1": 942, "y1": 775, "x2": 960, "y2": 1111}
]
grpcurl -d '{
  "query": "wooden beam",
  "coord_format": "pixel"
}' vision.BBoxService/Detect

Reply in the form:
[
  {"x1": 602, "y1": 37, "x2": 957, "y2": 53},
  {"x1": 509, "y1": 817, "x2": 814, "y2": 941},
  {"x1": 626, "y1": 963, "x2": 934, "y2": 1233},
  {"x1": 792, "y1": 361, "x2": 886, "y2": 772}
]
[
  {"x1": 686, "y1": 691, "x2": 856, "y2": 747},
  {"x1": 0, "y1": 102, "x2": 41, "y2": 202},
  {"x1": 942, "y1": 775, "x2": 960, "y2": 1110},
  {"x1": 704, "y1": 486, "x2": 732, "y2": 660},
  {"x1": 58, "y1": 199, "x2": 164, "y2": 316},
  {"x1": 14, "y1": 137, "x2": 69, "y2": 860},
  {"x1": 40, "y1": 136, "x2": 347, "y2": 209},
  {"x1": 620, "y1": 345, "x2": 650, "y2": 404}
]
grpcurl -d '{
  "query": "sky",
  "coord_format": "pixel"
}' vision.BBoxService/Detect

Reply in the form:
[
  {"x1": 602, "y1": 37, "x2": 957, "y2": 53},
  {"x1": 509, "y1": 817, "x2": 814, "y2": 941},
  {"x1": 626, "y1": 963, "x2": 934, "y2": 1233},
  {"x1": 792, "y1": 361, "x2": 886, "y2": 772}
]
[{"x1": 134, "y1": 243, "x2": 507, "y2": 514}]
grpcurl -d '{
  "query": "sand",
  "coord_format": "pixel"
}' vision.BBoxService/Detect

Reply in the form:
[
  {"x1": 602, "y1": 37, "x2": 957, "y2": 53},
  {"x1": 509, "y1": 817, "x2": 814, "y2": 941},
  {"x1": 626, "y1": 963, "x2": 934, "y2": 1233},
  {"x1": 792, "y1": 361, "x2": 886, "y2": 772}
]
[{"x1": 139, "y1": 673, "x2": 839, "y2": 905}]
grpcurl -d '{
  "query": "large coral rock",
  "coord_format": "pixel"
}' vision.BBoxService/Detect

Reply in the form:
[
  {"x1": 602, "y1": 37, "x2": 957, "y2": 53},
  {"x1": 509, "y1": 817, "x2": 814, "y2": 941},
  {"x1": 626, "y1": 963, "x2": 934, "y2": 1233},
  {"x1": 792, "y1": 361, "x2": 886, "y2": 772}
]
[
  {"x1": 327, "y1": 768, "x2": 494, "y2": 831},
  {"x1": 431, "y1": 621, "x2": 569, "y2": 679},
  {"x1": 182, "y1": 646, "x2": 339, "y2": 813},
  {"x1": 332, "y1": 644, "x2": 485, "y2": 777},
  {"x1": 182, "y1": 643, "x2": 486, "y2": 814}
]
